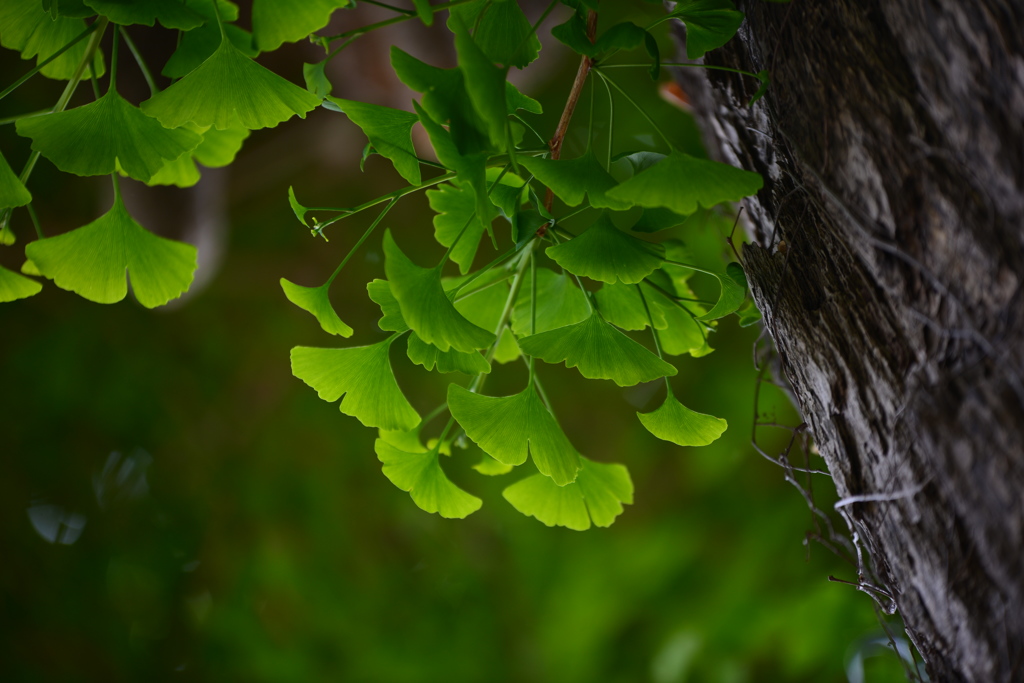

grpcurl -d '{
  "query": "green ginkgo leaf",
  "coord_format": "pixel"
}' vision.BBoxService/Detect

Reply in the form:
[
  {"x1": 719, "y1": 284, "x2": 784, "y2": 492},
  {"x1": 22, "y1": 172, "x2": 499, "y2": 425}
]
[
  {"x1": 606, "y1": 151, "x2": 762, "y2": 215},
  {"x1": 518, "y1": 311, "x2": 677, "y2": 386},
  {"x1": 303, "y1": 60, "x2": 332, "y2": 98},
  {"x1": 411, "y1": 0, "x2": 432, "y2": 26},
  {"x1": 366, "y1": 279, "x2": 409, "y2": 333},
  {"x1": 84, "y1": 0, "x2": 206, "y2": 29},
  {"x1": 697, "y1": 262, "x2": 747, "y2": 321},
  {"x1": 0, "y1": 265, "x2": 42, "y2": 302},
  {"x1": 450, "y1": 12, "x2": 508, "y2": 150},
  {"x1": 631, "y1": 207, "x2": 689, "y2": 233},
  {"x1": 637, "y1": 392, "x2": 727, "y2": 446},
  {"x1": 17, "y1": 90, "x2": 202, "y2": 182},
  {"x1": 161, "y1": 0, "x2": 256, "y2": 79},
  {"x1": 547, "y1": 213, "x2": 664, "y2": 285},
  {"x1": 280, "y1": 278, "x2": 353, "y2": 337},
  {"x1": 382, "y1": 230, "x2": 494, "y2": 353},
  {"x1": 594, "y1": 283, "x2": 667, "y2": 331},
  {"x1": 149, "y1": 124, "x2": 250, "y2": 187},
  {"x1": 450, "y1": 0, "x2": 540, "y2": 68},
  {"x1": 251, "y1": 0, "x2": 351, "y2": 51},
  {"x1": 406, "y1": 334, "x2": 490, "y2": 375},
  {"x1": 448, "y1": 384, "x2": 581, "y2": 485},
  {"x1": 503, "y1": 457, "x2": 633, "y2": 530},
  {"x1": 0, "y1": 149, "x2": 32, "y2": 209},
  {"x1": 641, "y1": 273, "x2": 709, "y2": 357},
  {"x1": 142, "y1": 33, "x2": 321, "y2": 130},
  {"x1": 473, "y1": 453, "x2": 513, "y2": 476},
  {"x1": 326, "y1": 97, "x2": 420, "y2": 186},
  {"x1": 375, "y1": 438, "x2": 482, "y2": 519},
  {"x1": 450, "y1": 273, "x2": 520, "y2": 364},
  {"x1": 291, "y1": 338, "x2": 420, "y2": 431},
  {"x1": 0, "y1": 0, "x2": 105, "y2": 80},
  {"x1": 511, "y1": 267, "x2": 590, "y2": 336},
  {"x1": 669, "y1": 0, "x2": 744, "y2": 59},
  {"x1": 517, "y1": 149, "x2": 629, "y2": 210},
  {"x1": 24, "y1": 193, "x2": 197, "y2": 307}
]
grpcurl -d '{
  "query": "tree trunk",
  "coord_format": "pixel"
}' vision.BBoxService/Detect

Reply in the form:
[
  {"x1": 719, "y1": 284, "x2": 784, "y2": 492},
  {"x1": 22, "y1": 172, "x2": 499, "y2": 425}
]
[{"x1": 672, "y1": 1, "x2": 1024, "y2": 680}]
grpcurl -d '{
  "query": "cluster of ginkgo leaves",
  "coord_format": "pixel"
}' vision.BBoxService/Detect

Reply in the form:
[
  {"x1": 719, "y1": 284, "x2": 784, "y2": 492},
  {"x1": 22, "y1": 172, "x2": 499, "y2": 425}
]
[{"x1": 0, "y1": 0, "x2": 766, "y2": 530}]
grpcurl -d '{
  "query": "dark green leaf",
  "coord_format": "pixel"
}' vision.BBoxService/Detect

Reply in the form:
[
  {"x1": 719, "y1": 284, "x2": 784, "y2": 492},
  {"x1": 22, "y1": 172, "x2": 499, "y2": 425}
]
[
  {"x1": 451, "y1": 12, "x2": 508, "y2": 150},
  {"x1": 669, "y1": 0, "x2": 744, "y2": 59},
  {"x1": 546, "y1": 213, "x2": 664, "y2": 285},
  {"x1": 161, "y1": 1, "x2": 256, "y2": 78},
  {"x1": 511, "y1": 266, "x2": 590, "y2": 336},
  {"x1": 0, "y1": 0, "x2": 106, "y2": 80},
  {"x1": 696, "y1": 262, "x2": 747, "y2": 321},
  {"x1": 450, "y1": 0, "x2": 540, "y2": 68},
  {"x1": 406, "y1": 334, "x2": 490, "y2": 374},
  {"x1": 517, "y1": 148, "x2": 629, "y2": 210},
  {"x1": 0, "y1": 149, "x2": 32, "y2": 210},
  {"x1": 327, "y1": 97, "x2": 421, "y2": 185},
  {"x1": 251, "y1": 0, "x2": 352, "y2": 52},
  {"x1": 84, "y1": 0, "x2": 205, "y2": 29},
  {"x1": 594, "y1": 283, "x2": 666, "y2": 331}
]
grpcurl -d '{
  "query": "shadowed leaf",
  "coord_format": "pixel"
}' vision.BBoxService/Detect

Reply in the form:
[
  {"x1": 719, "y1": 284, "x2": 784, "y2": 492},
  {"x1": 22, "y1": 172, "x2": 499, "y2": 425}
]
[
  {"x1": 84, "y1": 0, "x2": 205, "y2": 29},
  {"x1": 546, "y1": 213, "x2": 664, "y2": 285},
  {"x1": 0, "y1": 0, "x2": 105, "y2": 80},
  {"x1": 326, "y1": 97, "x2": 420, "y2": 186},
  {"x1": 518, "y1": 149, "x2": 629, "y2": 210},
  {"x1": 252, "y1": 0, "x2": 352, "y2": 51}
]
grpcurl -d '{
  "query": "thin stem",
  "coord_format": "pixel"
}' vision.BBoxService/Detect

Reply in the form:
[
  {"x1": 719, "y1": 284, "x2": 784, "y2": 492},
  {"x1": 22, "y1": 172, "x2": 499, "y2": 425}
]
[
  {"x1": 0, "y1": 109, "x2": 50, "y2": 125},
  {"x1": 0, "y1": 23, "x2": 98, "y2": 103},
  {"x1": 599, "y1": 62, "x2": 762, "y2": 80},
  {"x1": 450, "y1": 247, "x2": 519, "y2": 298},
  {"x1": 27, "y1": 204, "x2": 43, "y2": 240},
  {"x1": 511, "y1": 114, "x2": 545, "y2": 145},
  {"x1": 594, "y1": 69, "x2": 673, "y2": 150},
  {"x1": 663, "y1": 259, "x2": 719, "y2": 277},
  {"x1": 598, "y1": 69, "x2": 614, "y2": 170},
  {"x1": 325, "y1": 197, "x2": 399, "y2": 286},
  {"x1": 324, "y1": 0, "x2": 474, "y2": 56},
  {"x1": 361, "y1": 0, "x2": 415, "y2": 14},
  {"x1": 314, "y1": 172, "x2": 455, "y2": 234},
  {"x1": 120, "y1": 27, "x2": 157, "y2": 96},
  {"x1": 108, "y1": 25, "x2": 119, "y2": 90},
  {"x1": 637, "y1": 285, "x2": 671, "y2": 395}
]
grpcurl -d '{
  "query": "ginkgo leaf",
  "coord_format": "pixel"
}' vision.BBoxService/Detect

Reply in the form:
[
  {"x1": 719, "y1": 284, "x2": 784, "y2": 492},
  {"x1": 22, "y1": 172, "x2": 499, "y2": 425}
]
[
  {"x1": 450, "y1": 0, "x2": 540, "y2": 68},
  {"x1": 411, "y1": 0, "x2": 432, "y2": 26},
  {"x1": 637, "y1": 392, "x2": 727, "y2": 446},
  {"x1": 251, "y1": 0, "x2": 351, "y2": 51},
  {"x1": 505, "y1": 82, "x2": 542, "y2": 115},
  {"x1": 303, "y1": 60, "x2": 332, "y2": 98},
  {"x1": 291, "y1": 338, "x2": 420, "y2": 431},
  {"x1": 382, "y1": 230, "x2": 494, "y2": 353},
  {"x1": 161, "y1": 0, "x2": 256, "y2": 79},
  {"x1": 517, "y1": 311, "x2": 677, "y2": 386},
  {"x1": 142, "y1": 33, "x2": 321, "y2": 130},
  {"x1": 473, "y1": 453, "x2": 513, "y2": 476},
  {"x1": 0, "y1": 265, "x2": 42, "y2": 302},
  {"x1": 41, "y1": 0, "x2": 93, "y2": 19},
  {"x1": 0, "y1": 0, "x2": 105, "y2": 80},
  {"x1": 375, "y1": 439, "x2": 482, "y2": 519},
  {"x1": 594, "y1": 283, "x2": 666, "y2": 331},
  {"x1": 606, "y1": 151, "x2": 762, "y2": 215},
  {"x1": 450, "y1": 273, "x2": 520, "y2": 364},
  {"x1": 631, "y1": 207, "x2": 689, "y2": 233},
  {"x1": 642, "y1": 280, "x2": 708, "y2": 357},
  {"x1": 406, "y1": 334, "x2": 490, "y2": 374},
  {"x1": 17, "y1": 90, "x2": 202, "y2": 182},
  {"x1": 448, "y1": 384, "x2": 581, "y2": 485},
  {"x1": 669, "y1": 0, "x2": 744, "y2": 59},
  {"x1": 517, "y1": 149, "x2": 629, "y2": 210},
  {"x1": 24, "y1": 194, "x2": 196, "y2": 308},
  {"x1": 546, "y1": 213, "x2": 664, "y2": 285},
  {"x1": 280, "y1": 278, "x2": 353, "y2": 337},
  {"x1": 511, "y1": 267, "x2": 590, "y2": 336},
  {"x1": 326, "y1": 97, "x2": 420, "y2": 186},
  {"x1": 366, "y1": 279, "x2": 409, "y2": 333},
  {"x1": 697, "y1": 262, "x2": 747, "y2": 321},
  {"x1": 451, "y1": 12, "x2": 508, "y2": 150},
  {"x1": 0, "y1": 149, "x2": 32, "y2": 209},
  {"x1": 150, "y1": 123, "x2": 250, "y2": 187},
  {"x1": 503, "y1": 457, "x2": 633, "y2": 530},
  {"x1": 84, "y1": 0, "x2": 205, "y2": 29},
  {"x1": 146, "y1": 152, "x2": 200, "y2": 187}
]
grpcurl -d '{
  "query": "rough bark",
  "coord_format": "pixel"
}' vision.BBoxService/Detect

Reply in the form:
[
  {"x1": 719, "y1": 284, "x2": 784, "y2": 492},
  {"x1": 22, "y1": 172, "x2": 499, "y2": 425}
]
[{"x1": 672, "y1": 1, "x2": 1024, "y2": 681}]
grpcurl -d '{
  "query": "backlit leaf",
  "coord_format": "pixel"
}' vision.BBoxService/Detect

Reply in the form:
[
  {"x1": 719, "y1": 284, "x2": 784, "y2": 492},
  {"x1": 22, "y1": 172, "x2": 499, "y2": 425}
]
[
  {"x1": 382, "y1": 230, "x2": 494, "y2": 353},
  {"x1": 0, "y1": 265, "x2": 42, "y2": 302},
  {"x1": 503, "y1": 457, "x2": 633, "y2": 530},
  {"x1": 366, "y1": 279, "x2": 409, "y2": 333},
  {"x1": 280, "y1": 278, "x2": 353, "y2": 337},
  {"x1": 0, "y1": 149, "x2": 32, "y2": 209},
  {"x1": 637, "y1": 393, "x2": 727, "y2": 446},
  {"x1": 142, "y1": 34, "x2": 321, "y2": 130},
  {"x1": 448, "y1": 384, "x2": 581, "y2": 485},
  {"x1": 24, "y1": 193, "x2": 196, "y2": 308},
  {"x1": 594, "y1": 283, "x2": 666, "y2": 331},
  {"x1": 0, "y1": 0, "x2": 105, "y2": 80},
  {"x1": 17, "y1": 90, "x2": 202, "y2": 182},
  {"x1": 252, "y1": 0, "x2": 352, "y2": 52},
  {"x1": 406, "y1": 334, "x2": 490, "y2": 374},
  {"x1": 518, "y1": 311, "x2": 677, "y2": 386},
  {"x1": 546, "y1": 213, "x2": 664, "y2": 285},
  {"x1": 84, "y1": 0, "x2": 205, "y2": 29},
  {"x1": 517, "y1": 149, "x2": 629, "y2": 210},
  {"x1": 303, "y1": 60, "x2": 332, "y2": 98},
  {"x1": 452, "y1": 273, "x2": 520, "y2": 364},
  {"x1": 375, "y1": 438, "x2": 482, "y2": 518},
  {"x1": 606, "y1": 151, "x2": 762, "y2": 215},
  {"x1": 291, "y1": 338, "x2": 420, "y2": 431},
  {"x1": 669, "y1": 0, "x2": 744, "y2": 59},
  {"x1": 643, "y1": 280, "x2": 708, "y2": 357},
  {"x1": 511, "y1": 266, "x2": 589, "y2": 336},
  {"x1": 326, "y1": 97, "x2": 420, "y2": 186},
  {"x1": 473, "y1": 453, "x2": 514, "y2": 476}
]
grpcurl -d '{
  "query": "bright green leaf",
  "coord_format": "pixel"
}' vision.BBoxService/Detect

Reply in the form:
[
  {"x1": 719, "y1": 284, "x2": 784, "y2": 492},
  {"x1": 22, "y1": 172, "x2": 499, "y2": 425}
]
[
  {"x1": 0, "y1": 0, "x2": 105, "y2": 80},
  {"x1": 606, "y1": 151, "x2": 762, "y2": 215},
  {"x1": 303, "y1": 60, "x2": 332, "y2": 98},
  {"x1": 280, "y1": 278, "x2": 353, "y2": 337},
  {"x1": 326, "y1": 97, "x2": 421, "y2": 186},
  {"x1": 142, "y1": 35, "x2": 321, "y2": 130},
  {"x1": 21, "y1": 258, "x2": 42, "y2": 276},
  {"x1": 251, "y1": 0, "x2": 352, "y2": 51},
  {"x1": 450, "y1": 0, "x2": 540, "y2": 68},
  {"x1": 696, "y1": 262, "x2": 747, "y2": 321},
  {"x1": 448, "y1": 384, "x2": 581, "y2": 485},
  {"x1": 366, "y1": 279, "x2": 410, "y2": 333},
  {"x1": 24, "y1": 193, "x2": 196, "y2": 307},
  {"x1": 669, "y1": 0, "x2": 744, "y2": 59},
  {"x1": 594, "y1": 283, "x2": 666, "y2": 331},
  {"x1": 382, "y1": 230, "x2": 494, "y2": 353},
  {"x1": 518, "y1": 311, "x2": 677, "y2": 386},
  {"x1": 0, "y1": 264, "x2": 42, "y2": 302},
  {"x1": 473, "y1": 453, "x2": 513, "y2": 476},
  {"x1": 291, "y1": 337, "x2": 420, "y2": 431},
  {"x1": 146, "y1": 152, "x2": 201, "y2": 187},
  {"x1": 0, "y1": 149, "x2": 32, "y2": 209},
  {"x1": 503, "y1": 457, "x2": 633, "y2": 530},
  {"x1": 637, "y1": 392, "x2": 727, "y2": 446},
  {"x1": 546, "y1": 213, "x2": 664, "y2": 285},
  {"x1": 375, "y1": 438, "x2": 482, "y2": 519},
  {"x1": 407, "y1": 334, "x2": 490, "y2": 374},
  {"x1": 83, "y1": 0, "x2": 205, "y2": 29},
  {"x1": 17, "y1": 90, "x2": 202, "y2": 182},
  {"x1": 511, "y1": 266, "x2": 589, "y2": 336},
  {"x1": 517, "y1": 149, "x2": 629, "y2": 210}
]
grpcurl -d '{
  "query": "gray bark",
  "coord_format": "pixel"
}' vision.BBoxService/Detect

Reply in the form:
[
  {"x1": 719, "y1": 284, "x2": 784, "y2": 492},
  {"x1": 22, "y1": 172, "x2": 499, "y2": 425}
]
[{"x1": 672, "y1": 1, "x2": 1024, "y2": 681}]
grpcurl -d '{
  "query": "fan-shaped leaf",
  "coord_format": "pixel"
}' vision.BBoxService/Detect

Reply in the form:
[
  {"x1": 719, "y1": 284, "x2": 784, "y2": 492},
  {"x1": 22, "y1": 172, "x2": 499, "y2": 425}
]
[
  {"x1": 280, "y1": 278, "x2": 353, "y2": 337},
  {"x1": 407, "y1": 334, "x2": 490, "y2": 375},
  {"x1": 382, "y1": 230, "x2": 494, "y2": 353},
  {"x1": 594, "y1": 283, "x2": 667, "y2": 331},
  {"x1": 252, "y1": 0, "x2": 352, "y2": 51},
  {"x1": 511, "y1": 266, "x2": 590, "y2": 336},
  {"x1": 606, "y1": 151, "x2": 762, "y2": 215},
  {"x1": 150, "y1": 124, "x2": 250, "y2": 187},
  {"x1": 669, "y1": 0, "x2": 744, "y2": 59},
  {"x1": 517, "y1": 149, "x2": 629, "y2": 210},
  {"x1": 366, "y1": 279, "x2": 409, "y2": 333},
  {"x1": 375, "y1": 438, "x2": 481, "y2": 519},
  {"x1": 517, "y1": 311, "x2": 677, "y2": 386},
  {"x1": 697, "y1": 262, "x2": 747, "y2": 321},
  {"x1": 473, "y1": 453, "x2": 513, "y2": 476},
  {"x1": 637, "y1": 393, "x2": 727, "y2": 446},
  {"x1": 291, "y1": 338, "x2": 420, "y2": 431},
  {"x1": 451, "y1": 272, "x2": 520, "y2": 364},
  {"x1": 642, "y1": 278, "x2": 709, "y2": 357},
  {"x1": 448, "y1": 384, "x2": 580, "y2": 485},
  {"x1": 631, "y1": 207, "x2": 689, "y2": 233},
  {"x1": 161, "y1": 0, "x2": 255, "y2": 79},
  {"x1": 546, "y1": 213, "x2": 664, "y2": 285},
  {"x1": 0, "y1": 149, "x2": 32, "y2": 209},
  {"x1": 142, "y1": 34, "x2": 321, "y2": 130},
  {"x1": 24, "y1": 194, "x2": 196, "y2": 307},
  {"x1": 17, "y1": 90, "x2": 202, "y2": 182},
  {"x1": 503, "y1": 457, "x2": 633, "y2": 530},
  {"x1": 0, "y1": 265, "x2": 42, "y2": 302},
  {"x1": 326, "y1": 97, "x2": 420, "y2": 186},
  {"x1": 0, "y1": 0, "x2": 105, "y2": 80},
  {"x1": 84, "y1": 0, "x2": 205, "y2": 29}
]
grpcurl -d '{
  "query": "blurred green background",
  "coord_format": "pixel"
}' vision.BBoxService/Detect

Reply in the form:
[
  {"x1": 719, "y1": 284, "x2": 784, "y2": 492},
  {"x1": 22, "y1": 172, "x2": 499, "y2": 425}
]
[{"x1": 1, "y1": 3, "x2": 912, "y2": 681}]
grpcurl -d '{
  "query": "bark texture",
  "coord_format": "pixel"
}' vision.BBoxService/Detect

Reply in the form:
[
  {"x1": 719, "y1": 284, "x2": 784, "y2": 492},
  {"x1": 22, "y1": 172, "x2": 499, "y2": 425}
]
[{"x1": 672, "y1": 2, "x2": 1024, "y2": 681}]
